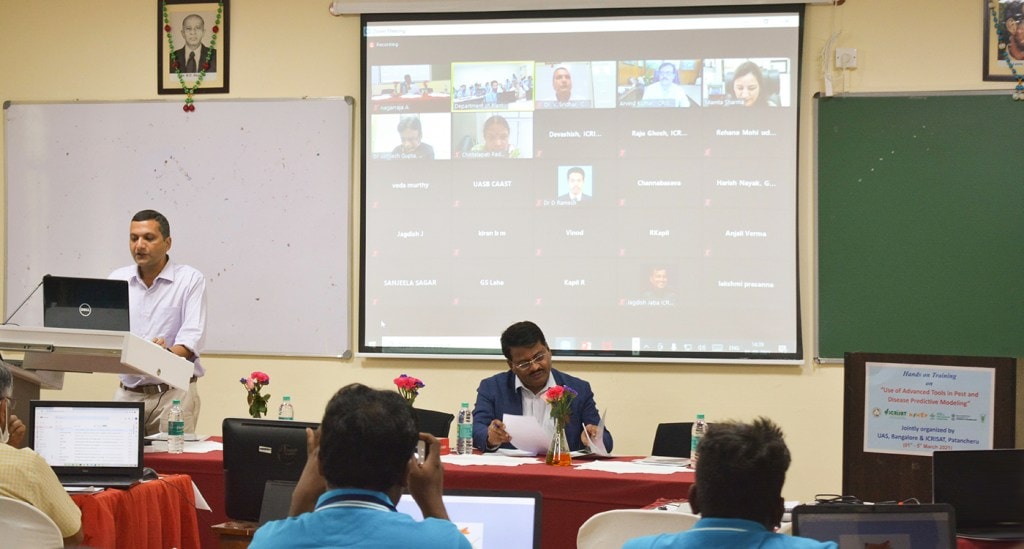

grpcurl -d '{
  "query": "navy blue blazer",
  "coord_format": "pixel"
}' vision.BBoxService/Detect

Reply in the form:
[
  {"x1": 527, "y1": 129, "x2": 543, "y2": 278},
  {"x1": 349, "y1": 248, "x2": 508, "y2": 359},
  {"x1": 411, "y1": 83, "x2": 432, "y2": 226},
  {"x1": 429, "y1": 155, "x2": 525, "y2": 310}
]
[{"x1": 472, "y1": 368, "x2": 613, "y2": 453}]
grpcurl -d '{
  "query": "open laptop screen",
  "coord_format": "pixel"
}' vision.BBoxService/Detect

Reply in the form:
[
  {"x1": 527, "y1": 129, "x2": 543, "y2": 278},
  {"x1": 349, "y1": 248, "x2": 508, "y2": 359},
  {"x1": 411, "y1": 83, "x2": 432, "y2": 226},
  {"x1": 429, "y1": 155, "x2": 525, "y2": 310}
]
[
  {"x1": 27, "y1": 400, "x2": 144, "y2": 479},
  {"x1": 791, "y1": 503, "x2": 955, "y2": 549},
  {"x1": 396, "y1": 490, "x2": 542, "y2": 549},
  {"x1": 42, "y1": 275, "x2": 129, "y2": 331},
  {"x1": 932, "y1": 449, "x2": 1024, "y2": 534}
]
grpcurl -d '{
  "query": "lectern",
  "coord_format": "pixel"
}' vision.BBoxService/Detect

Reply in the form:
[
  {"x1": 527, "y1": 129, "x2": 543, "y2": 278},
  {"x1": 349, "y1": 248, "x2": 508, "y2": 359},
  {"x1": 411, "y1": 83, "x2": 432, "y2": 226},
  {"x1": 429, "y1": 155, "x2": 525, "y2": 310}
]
[{"x1": 0, "y1": 325, "x2": 194, "y2": 398}]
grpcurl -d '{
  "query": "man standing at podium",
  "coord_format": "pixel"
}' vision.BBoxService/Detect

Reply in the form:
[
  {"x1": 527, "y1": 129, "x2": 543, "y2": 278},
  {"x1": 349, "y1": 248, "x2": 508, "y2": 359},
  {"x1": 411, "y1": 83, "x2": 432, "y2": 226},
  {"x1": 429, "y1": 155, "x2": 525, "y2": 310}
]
[{"x1": 110, "y1": 210, "x2": 207, "y2": 436}]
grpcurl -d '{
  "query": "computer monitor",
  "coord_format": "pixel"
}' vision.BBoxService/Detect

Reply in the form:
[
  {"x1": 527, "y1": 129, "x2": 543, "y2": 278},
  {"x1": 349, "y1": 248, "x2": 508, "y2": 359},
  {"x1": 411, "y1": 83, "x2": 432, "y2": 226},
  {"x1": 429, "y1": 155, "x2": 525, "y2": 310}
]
[{"x1": 222, "y1": 417, "x2": 319, "y2": 521}]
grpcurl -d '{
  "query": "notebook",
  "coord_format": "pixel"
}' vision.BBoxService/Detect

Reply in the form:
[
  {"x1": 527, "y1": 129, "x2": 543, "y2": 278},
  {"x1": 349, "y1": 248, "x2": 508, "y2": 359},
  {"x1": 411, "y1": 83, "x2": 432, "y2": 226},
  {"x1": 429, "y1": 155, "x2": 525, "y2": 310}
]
[
  {"x1": 396, "y1": 490, "x2": 542, "y2": 549},
  {"x1": 791, "y1": 503, "x2": 956, "y2": 548},
  {"x1": 42, "y1": 275, "x2": 130, "y2": 331},
  {"x1": 932, "y1": 448, "x2": 1024, "y2": 540},
  {"x1": 27, "y1": 400, "x2": 145, "y2": 489}
]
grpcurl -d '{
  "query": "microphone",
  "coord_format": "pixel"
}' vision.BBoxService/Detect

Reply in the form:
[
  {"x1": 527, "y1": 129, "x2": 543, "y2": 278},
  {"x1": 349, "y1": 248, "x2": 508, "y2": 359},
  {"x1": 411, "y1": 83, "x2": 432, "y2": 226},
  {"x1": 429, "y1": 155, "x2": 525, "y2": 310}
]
[{"x1": 2, "y1": 274, "x2": 50, "y2": 325}]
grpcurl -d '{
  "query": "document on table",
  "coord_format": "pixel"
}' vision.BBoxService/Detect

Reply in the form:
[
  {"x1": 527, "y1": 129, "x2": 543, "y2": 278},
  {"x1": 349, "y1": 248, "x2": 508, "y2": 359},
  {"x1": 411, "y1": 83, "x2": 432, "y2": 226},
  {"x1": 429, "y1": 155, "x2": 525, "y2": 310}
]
[
  {"x1": 502, "y1": 414, "x2": 549, "y2": 455},
  {"x1": 583, "y1": 409, "x2": 611, "y2": 456}
]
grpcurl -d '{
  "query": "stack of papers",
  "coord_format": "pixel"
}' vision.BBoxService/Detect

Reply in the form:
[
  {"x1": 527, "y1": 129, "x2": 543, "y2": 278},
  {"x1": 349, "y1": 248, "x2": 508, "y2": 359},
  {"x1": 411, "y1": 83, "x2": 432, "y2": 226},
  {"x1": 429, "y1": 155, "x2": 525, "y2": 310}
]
[{"x1": 632, "y1": 456, "x2": 691, "y2": 467}]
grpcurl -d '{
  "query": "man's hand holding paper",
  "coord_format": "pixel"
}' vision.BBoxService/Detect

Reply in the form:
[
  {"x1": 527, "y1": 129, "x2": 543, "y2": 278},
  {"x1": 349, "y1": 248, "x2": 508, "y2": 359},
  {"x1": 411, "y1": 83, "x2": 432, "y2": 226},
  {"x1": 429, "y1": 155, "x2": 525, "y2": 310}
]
[{"x1": 501, "y1": 414, "x2": 550, "y2": 455}]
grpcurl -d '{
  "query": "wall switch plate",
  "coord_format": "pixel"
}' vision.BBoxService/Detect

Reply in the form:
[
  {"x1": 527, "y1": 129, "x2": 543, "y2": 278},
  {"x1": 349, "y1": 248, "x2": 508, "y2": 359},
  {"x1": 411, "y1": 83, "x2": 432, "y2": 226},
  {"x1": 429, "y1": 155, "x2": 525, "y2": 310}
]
[{"x1": 836, "y1": 48, "x2": 858, "y2": 69}]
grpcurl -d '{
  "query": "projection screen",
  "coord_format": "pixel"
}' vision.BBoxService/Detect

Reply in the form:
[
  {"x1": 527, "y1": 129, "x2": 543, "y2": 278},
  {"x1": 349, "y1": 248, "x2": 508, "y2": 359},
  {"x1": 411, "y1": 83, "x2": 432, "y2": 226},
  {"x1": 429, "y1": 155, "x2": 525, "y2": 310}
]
[{"x1": 360, "y1": 6, "x2": 804, "y2": 362}]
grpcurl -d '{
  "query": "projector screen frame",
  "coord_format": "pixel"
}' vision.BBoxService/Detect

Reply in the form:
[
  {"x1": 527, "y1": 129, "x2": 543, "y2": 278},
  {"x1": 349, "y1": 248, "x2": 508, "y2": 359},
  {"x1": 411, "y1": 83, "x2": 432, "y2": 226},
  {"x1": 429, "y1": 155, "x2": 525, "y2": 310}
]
[{"x1": 359, "y1": 5, "x2": 805, "y2": 363}]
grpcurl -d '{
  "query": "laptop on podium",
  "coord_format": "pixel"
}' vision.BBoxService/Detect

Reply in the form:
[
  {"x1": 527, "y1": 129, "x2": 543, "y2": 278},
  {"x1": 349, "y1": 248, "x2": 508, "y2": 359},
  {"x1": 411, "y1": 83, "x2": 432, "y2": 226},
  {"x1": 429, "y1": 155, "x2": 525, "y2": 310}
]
[
  {"x1": 933, "y1": 449, "x2": 1024, "y2": 541},
  {"x1": 27, "y1": 400, "x2": 146, "y2": 489},
  {"x1": 42, "y1": 275, "x2": 129, "y2": 331},
  {"x1": 792, "y1": 503, "x2": 956, "y2": 548}
]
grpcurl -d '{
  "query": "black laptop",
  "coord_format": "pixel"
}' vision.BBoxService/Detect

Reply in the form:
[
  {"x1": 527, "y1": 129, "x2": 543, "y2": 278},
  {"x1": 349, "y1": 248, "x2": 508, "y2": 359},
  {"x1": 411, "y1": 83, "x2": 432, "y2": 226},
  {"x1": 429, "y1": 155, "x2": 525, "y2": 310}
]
[
  {"x1": 27, "y1": 400, "x2": 146, "y2": 489},
  {"x1": 42, "y1": 275, "x2": 130, "y2": 331},
  {"x1": 933, "y1": 449, "x2": 1024, "y2": 541},
  {"x1": 792, "y1": 503, "x2": 956, "y2": 548}
]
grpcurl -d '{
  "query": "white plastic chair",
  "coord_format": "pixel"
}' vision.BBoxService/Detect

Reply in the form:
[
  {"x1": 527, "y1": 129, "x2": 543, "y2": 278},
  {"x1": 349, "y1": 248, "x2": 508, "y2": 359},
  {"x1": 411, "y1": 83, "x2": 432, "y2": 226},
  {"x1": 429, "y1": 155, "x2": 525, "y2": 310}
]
[
  {"x1": 577, "y1": 508, "x2": 700, "y2": 549},
  {"x1": 0, "y1": 495, "x2": 65, "y2": 548}
]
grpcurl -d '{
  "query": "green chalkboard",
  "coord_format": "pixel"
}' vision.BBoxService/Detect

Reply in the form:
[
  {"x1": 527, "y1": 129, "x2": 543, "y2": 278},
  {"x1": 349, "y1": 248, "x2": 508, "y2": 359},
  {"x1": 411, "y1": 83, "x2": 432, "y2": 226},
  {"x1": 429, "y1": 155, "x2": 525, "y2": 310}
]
[{"x1": 816, "y1": 92, "x2": 1024, "y2": 361}]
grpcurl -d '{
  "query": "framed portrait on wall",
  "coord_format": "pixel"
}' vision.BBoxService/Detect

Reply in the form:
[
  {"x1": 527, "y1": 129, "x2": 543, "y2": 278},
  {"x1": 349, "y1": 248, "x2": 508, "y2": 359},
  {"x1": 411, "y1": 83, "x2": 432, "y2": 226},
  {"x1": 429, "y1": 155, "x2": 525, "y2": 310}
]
[
  {"x1": 983, "y1": 0, "x2": 1024, "y2": 81},
  {"x1": 158, "y1": 0, "x2": 229, "y2": 94}
]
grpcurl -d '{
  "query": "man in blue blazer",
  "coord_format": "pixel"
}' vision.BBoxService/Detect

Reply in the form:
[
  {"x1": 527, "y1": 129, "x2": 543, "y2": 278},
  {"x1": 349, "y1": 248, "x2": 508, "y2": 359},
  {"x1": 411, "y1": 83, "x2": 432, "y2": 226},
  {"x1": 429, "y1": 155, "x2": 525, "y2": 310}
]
[{"x1": 473, "y1": 321, "x2": 613, "y2": 453}]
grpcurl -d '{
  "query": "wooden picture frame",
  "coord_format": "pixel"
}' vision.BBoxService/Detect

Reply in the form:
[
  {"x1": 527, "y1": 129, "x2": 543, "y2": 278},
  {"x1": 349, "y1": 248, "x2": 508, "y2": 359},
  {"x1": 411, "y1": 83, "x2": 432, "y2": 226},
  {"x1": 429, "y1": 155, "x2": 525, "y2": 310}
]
[
  {"x1": 984, "y1": 0, "x2": 1024, "y2": 81},
  {"x1": 158, "y1": 0, "x2": 229, "y2": 94}
]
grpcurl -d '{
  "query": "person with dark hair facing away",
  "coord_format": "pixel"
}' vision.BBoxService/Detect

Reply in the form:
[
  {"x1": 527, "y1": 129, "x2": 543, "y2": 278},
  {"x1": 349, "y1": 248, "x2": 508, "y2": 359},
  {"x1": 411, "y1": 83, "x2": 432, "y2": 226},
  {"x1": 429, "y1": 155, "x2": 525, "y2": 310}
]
[
  {"x1": 250, "y1": 383, "x2": 471, "y2": 548},
  {"x1": 473, "y1": 321, "x2": 613, "y2": 453},
  {"x1": 729, "y1": 61, "x2": 778, "y2": 107},
  {"x1": 110, "y1": 209, "x2": 207, "y2": 436},
  {"x1": 0, "y1": 361, "x2": 84, "y2": 547},
  {"x1": 391, "y1": 117, "x2": 435, "y2": 159},
  {"x1": 624, "y1": 418, "x2": 836, "y2": 549}
]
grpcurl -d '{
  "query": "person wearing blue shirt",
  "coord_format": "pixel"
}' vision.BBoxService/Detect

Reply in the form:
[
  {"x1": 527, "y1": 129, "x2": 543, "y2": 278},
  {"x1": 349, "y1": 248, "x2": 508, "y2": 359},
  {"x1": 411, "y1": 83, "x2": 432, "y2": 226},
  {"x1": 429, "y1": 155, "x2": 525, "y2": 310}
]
[
  {"x1": 473, "y1": 320, "x2": 613, "y2": 453},
  {"x1": 250, "y1": 384, "x2": 471, "y2": 549},
  {"x1": 624, "y1": 418, "x2": 837, "y2": 549}
]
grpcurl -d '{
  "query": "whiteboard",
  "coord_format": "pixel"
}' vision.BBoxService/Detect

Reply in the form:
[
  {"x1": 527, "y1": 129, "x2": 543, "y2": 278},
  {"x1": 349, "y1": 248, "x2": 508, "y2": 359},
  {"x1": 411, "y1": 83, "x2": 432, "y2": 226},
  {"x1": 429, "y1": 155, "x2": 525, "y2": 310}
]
[{"x1": 4, "y1": 98, "x2": 353, "y2": 357}]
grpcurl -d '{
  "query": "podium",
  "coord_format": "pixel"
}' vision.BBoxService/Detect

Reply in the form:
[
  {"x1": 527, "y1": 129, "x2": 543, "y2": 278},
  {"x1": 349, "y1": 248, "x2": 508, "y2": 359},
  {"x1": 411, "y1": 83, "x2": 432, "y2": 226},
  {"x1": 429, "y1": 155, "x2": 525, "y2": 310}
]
[{"x1": 0, "y1": 325, "x2": 194, "y2": 391}]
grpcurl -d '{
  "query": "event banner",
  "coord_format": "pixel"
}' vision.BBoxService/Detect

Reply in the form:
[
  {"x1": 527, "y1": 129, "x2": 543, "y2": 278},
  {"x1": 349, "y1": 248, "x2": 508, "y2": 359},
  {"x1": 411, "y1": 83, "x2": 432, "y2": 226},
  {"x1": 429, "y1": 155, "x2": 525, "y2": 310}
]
[{"x1": 864, "y1": 361, "x2": 994, "y2": 456}]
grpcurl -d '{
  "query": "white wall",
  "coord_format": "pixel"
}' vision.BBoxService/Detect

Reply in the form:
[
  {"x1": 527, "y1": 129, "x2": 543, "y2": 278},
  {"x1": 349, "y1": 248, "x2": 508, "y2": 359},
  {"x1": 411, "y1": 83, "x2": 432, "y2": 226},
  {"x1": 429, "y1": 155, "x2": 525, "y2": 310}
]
[{"x1": 0, "y1": 0, "x2": 1010, "y2": 502}]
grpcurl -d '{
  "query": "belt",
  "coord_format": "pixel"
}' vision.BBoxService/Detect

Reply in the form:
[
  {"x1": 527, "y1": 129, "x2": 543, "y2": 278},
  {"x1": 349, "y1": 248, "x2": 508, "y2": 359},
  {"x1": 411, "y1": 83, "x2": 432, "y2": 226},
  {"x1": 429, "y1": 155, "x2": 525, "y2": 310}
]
[{"x1": 120, "y1": 376, "x2": 198, "y2": 394}]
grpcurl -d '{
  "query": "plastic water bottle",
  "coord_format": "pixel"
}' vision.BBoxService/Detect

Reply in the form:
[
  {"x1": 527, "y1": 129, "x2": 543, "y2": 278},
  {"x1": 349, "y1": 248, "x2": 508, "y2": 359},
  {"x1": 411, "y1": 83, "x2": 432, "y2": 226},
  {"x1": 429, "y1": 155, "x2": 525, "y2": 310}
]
[
  {"x1": 690, "y1": 413, "x2": 707, "y2": 469},
  {"x1": 456, "y1": 402, "x2": 473, "y2": 454},
  {"x1": 278, "y1": 395, "x2": 294, "y2": 420},
  {"x1": 167, "y1": 399, "x2": 185, "y2": 454}
]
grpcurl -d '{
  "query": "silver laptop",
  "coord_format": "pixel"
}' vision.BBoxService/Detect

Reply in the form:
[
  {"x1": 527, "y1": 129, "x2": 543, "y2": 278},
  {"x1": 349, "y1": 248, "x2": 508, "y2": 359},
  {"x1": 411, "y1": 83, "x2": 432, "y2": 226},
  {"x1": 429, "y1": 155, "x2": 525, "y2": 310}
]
[
  {"x1": 42, "y1": 275, "x2": 129, "y2": 331},
  {"x1": 396, "y1": 490, "x2": 542, "y2": 548},
  {"x1": 27, "y1": 400, "x2": 145, "y2": 489}
]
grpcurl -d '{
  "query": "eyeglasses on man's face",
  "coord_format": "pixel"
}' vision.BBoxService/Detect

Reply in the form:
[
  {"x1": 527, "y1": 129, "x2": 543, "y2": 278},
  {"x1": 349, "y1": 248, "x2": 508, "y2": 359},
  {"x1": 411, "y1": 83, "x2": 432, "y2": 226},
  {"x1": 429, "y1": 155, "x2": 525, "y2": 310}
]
[
  {"x1": 512, "y1": 350, "x2": 548, "y2": 371},
  {"x1": 2, "y1": 396, "x2": 16, "y2": 409}
]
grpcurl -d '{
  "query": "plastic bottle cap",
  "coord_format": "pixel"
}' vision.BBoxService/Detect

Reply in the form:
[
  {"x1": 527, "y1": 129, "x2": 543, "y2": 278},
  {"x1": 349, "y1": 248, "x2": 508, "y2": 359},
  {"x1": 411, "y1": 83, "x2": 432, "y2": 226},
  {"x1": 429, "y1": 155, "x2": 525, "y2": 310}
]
[
  {"x1": 696, "y1": 413, "x2": 705, "y2": 420},
  {"x1": 283, "y1": 396, "x2": 291, "y2": 401},
  {"x1": 461, "y1": 402, "x2": 469, "y2": 407},
  {"x1": 172, "y1": 399, "x2": 181, "y2": 405}
]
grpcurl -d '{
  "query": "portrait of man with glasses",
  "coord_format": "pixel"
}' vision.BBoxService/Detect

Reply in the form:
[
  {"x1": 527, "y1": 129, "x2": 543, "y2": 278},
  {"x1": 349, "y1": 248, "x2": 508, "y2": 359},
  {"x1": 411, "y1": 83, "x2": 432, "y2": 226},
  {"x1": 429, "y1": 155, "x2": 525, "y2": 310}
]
[
  {"x1": 1001, "y1": 1, "x2": 1024, "y2": 61},
  {"x1": 471, "y1": 320, "x2": 613, "y2": 453}
]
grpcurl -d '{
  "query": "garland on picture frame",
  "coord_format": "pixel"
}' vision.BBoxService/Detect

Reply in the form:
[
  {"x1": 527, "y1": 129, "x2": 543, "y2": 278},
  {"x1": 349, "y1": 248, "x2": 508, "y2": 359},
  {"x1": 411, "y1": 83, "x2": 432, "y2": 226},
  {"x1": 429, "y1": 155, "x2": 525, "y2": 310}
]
[
  {"x1": 989, "y1": 0, "x2": 1024, "y2": 100},
  {"x1": 163, "y1": 1, "x2": 223, "y2": 111}
]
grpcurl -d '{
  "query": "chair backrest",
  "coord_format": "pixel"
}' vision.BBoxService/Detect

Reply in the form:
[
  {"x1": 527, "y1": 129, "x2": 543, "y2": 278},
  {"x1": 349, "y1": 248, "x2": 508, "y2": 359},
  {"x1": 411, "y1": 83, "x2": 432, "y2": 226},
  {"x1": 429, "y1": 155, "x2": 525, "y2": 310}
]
[
  {"x1": 651, "y1": 422, "x2": 693, "y2": 458},
  {"x1": 0, "y1": 495, "x2": 64, "y2": 548},
  {"x1": 413, "y1": 407, "x2": 455, "y2": 438},
  {"x1": 577, "y1": 509, "x2": 699, "y2": 549}
]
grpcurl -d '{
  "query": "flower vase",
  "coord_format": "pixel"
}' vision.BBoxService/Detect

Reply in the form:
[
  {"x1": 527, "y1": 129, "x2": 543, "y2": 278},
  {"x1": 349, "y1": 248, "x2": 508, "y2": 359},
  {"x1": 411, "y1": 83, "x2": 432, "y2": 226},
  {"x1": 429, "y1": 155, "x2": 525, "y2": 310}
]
[
  {"x1": 545, "y1": 416, "x2": 572, "y2": 466},
  {"x1": 248, "y1": 393, "x2": 268, "y2": 419}
]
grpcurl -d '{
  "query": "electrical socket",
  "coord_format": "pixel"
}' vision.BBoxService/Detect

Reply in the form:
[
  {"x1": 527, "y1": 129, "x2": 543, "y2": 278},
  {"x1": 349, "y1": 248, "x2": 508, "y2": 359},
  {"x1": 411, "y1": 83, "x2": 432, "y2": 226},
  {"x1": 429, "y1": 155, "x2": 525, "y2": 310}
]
[{"x1": 836, "y1": 48, "x2": 858, "y2": 69}]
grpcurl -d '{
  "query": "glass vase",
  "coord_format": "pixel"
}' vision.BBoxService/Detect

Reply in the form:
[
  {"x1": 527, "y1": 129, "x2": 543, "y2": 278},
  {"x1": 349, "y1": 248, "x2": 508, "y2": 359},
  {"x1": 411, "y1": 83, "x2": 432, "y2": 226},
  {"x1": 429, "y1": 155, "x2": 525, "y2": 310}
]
[{"x1": 545, "y1": 416, "x2": 572, "y2": 466}]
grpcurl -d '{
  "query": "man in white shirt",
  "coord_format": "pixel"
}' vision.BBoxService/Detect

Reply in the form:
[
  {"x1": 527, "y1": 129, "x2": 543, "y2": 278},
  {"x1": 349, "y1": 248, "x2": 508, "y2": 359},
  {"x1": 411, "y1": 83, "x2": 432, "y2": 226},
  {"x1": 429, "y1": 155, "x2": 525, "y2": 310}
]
[
  {"x1": 642, "y1": 62, "x2": 690, "y2": 107},
  {"x1": 110, "y1": 210, "x2": 207, "y2": 435}
]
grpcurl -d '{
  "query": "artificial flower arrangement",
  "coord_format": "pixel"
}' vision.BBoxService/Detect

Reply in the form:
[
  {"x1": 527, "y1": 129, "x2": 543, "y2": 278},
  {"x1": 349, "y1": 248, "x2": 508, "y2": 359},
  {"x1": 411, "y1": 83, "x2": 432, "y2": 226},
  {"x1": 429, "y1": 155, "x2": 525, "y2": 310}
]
[
  {"x1": 240, "y1": 371, "x2": 271, "y2": 418},
  {"x1": 543, "y1": 384, "x2": 577, "y2": 466},
  {"x1": 394, "y1": 374, "x2": 425, "y2": 406}
]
